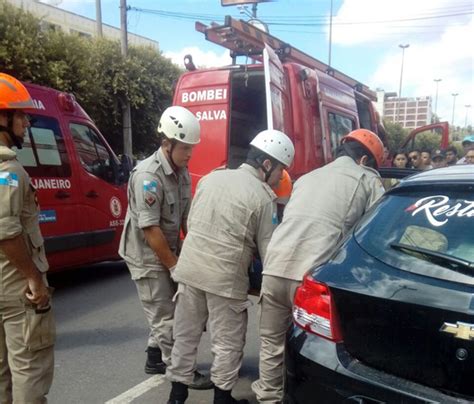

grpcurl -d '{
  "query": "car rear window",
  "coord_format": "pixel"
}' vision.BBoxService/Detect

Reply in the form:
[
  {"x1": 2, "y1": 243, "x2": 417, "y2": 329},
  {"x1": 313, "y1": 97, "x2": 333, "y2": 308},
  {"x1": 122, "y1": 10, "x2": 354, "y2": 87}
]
[{"x1": 354, "y1": 189, "x2": 474, "y2": 285}]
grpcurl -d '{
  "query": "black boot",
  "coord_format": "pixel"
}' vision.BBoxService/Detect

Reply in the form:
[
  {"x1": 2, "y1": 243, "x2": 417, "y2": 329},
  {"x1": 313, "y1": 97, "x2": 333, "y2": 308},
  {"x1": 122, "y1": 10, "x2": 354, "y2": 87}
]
[
  {"x1": 167, "y1": 382, "x2": 188, "y2": 404},
  {"x1": 144, "y1": 346, "x2": 166, "y2": 374},
  {"x1": 188, "y1": 370, "x2": 213, "y2": 390},
  {"x1": 213, "y1": 386, "x2": 249, "y2": 404}
]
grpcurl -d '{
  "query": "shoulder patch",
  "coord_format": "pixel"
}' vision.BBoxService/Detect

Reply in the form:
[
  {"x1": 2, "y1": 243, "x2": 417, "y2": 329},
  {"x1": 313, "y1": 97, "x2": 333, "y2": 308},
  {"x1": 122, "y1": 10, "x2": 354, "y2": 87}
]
[
  {"x1": 0, "y1": 172, "x2": 19, "y2": 187},
  {"x1": 143, "y1": 180, "x2": 158, "y2": 193}
]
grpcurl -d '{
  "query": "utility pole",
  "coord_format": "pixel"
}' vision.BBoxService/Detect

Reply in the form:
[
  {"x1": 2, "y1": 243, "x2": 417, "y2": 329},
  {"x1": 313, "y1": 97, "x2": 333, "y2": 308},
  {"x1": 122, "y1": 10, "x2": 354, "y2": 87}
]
[
  {"x1": 328, "y1": 0, "x2": 333, "y2": 67},
  {"x1": 95, "y1": 0, "x2": 103, "y2": 37},
  {"x1": 251, "y1": 2, "x2": 257, "y2": 18},
  {"x1": 397, "y1": 44, "x2": 409, "y2": 124},
  {"x1": 120, "y1": 0, "x2": 132, "y2": 159},
  {"x1": 433, "y1": 78, "x2": 441, "y2": 116},
  {"x1": 451, "y1": 93, "x2": 458, "y2": 127}
]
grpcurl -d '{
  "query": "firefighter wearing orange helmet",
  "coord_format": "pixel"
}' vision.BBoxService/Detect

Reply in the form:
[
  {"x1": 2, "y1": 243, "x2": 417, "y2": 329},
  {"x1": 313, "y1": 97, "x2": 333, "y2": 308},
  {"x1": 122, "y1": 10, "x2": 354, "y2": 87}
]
[
  {"x1": 252, "y1": 128, "x2": 385, "y2": 404},
  {"x1": 0, "y1": 73, "x2": 55, "y2": 402}
]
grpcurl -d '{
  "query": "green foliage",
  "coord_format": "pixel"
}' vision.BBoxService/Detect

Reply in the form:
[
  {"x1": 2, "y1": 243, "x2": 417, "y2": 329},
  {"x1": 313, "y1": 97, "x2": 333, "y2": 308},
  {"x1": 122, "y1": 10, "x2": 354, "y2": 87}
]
[
  {"x1": 382, "y1": 120, "x2": 409, "y2": 153},
  {"x1": 408, "y1": 131, "x2": 444, "y2": 152},
  {"x1": 0, "y1": 1, "x2": 181, "y2": 155}
]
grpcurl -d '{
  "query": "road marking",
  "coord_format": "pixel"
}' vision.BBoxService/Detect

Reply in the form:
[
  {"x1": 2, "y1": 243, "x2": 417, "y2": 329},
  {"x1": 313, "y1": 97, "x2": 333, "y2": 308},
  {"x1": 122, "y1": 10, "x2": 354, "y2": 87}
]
[{"x1": 105, "y1": 375, "x2": 166, "y2": 403}]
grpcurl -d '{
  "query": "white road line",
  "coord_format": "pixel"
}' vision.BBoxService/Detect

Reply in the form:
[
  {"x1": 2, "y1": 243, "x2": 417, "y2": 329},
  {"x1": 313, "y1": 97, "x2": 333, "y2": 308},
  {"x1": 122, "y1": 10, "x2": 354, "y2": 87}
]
[{"x1": 104, "y1": 375, "x2": 166, "y2": 404}]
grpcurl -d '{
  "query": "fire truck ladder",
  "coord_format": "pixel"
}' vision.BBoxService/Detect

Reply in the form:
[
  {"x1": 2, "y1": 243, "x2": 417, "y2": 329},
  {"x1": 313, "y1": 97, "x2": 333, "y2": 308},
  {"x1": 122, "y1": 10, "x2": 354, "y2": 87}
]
[{"x1": 196, "y1": 16, "x2": 376, "y2": 101}]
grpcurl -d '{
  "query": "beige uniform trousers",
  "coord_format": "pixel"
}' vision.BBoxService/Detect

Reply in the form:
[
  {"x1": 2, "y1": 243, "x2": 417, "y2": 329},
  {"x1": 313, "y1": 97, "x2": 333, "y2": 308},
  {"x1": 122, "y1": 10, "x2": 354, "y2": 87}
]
[
  {"x1": 0, "y1": 299, "x2": 55, "y2": 404},
  {"x1": 167, "y1": 283, "x2": 250, "y2": 391},
  {"x1": 133, "y1": 270, "x2": 176, "y2": 365},
  {"x1": 252, "y1": 275, "x2": 300, "y2": 404}
]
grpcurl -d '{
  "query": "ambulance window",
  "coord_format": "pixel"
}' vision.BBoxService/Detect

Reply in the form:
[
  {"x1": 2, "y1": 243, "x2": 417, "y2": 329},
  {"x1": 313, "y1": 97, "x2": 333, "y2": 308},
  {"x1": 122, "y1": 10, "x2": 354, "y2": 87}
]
[
  {"x1": 15, "y1": 115, "x2": 71, "y2": 177},
  {"x1": 71, "y1": 123, "x2": 115, "y2": 183},
  {"x1": 328, "y1": 112, "x2": 355, "y2": 154}
]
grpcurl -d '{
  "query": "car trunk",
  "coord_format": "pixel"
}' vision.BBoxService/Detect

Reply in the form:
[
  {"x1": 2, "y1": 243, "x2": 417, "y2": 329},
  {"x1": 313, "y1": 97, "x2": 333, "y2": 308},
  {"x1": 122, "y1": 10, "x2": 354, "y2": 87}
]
[{"x1": 332, "y1": 283, "x2": 474, "y2": 399}]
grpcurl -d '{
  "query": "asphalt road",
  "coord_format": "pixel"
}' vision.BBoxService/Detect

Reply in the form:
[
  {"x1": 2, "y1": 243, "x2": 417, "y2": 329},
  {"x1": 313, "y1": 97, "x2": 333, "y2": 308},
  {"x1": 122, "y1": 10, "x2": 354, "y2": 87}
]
[{"x1": 47, "y1": 262, "x2": 260, "y2": 404}]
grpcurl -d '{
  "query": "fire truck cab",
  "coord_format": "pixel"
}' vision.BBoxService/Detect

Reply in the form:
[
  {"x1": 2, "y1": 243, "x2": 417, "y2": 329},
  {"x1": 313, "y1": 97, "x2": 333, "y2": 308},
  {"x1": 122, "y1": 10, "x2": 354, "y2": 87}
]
[
  {"x1": 17, "y1": 83, "x2": 129, "y2": 271},
  {"x1": 173, "y1": 16, "x2": 448, "y2": 187}
]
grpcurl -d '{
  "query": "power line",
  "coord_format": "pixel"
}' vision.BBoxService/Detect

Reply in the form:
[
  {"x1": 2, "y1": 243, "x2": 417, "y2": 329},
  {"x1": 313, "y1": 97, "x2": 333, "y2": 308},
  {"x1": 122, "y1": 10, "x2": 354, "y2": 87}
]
[{"x1": 129, "y1": 6, "x2": 473, "y2": 27}]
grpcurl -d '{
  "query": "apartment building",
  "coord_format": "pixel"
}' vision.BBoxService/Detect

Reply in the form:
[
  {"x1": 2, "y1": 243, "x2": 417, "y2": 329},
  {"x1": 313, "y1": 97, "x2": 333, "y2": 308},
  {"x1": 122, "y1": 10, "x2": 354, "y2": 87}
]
[
  {"x1": 382, "y1": 94, "x2": 433, "y2": 130},
  {"x1": 7, "y1": 0, "x2": 159, "y2": 49}
]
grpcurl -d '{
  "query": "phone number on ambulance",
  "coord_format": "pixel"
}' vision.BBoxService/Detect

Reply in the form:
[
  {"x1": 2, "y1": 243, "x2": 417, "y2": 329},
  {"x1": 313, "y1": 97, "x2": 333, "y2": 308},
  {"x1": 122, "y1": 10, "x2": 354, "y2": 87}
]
[{"x1": 110, "y1": 219, "x2": 125, "y2": 227}]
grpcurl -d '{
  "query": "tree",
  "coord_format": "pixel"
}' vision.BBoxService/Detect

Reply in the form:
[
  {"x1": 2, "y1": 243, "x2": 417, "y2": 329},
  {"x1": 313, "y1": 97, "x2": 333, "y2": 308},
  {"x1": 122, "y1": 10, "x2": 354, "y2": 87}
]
[
  {"x1": 0, "y1": 1, "x2": 181, "y2": 155},
  {"x1": 382, "y1": 120, "x2": 409, "y2": 153}
]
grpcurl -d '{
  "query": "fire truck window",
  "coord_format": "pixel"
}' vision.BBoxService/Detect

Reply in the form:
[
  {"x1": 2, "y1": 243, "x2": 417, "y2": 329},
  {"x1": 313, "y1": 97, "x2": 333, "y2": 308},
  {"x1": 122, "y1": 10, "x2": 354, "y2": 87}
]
[
  {"x1": 328, "y1": 112, "x2": 355, "y2": 154},
  {"x1": 356, "y1": 99, "x2": 372, "y2": 130},
  {"x1": 70, "y1": 123, "x2": 115, "y2": 183},
  {"x1": 15, "y1": 115, "x2": 71, "y2": 177}
]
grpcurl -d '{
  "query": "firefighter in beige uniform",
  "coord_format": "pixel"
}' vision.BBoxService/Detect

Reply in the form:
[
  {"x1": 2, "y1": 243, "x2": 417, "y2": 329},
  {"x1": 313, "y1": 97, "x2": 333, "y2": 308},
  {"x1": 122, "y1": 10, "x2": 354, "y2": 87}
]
[
  {"x1": 166, "y1": 130, "x2": 295, "y2": 404},
  {"x1": 0, "y1": 73, "x2": 55, "y2": 403},
  {"x1": 119, "y1": 106, "x2": 210, "y2": 389},
  {"x1": 252, "y1": 129, "x2": 386, "y2": 404}
]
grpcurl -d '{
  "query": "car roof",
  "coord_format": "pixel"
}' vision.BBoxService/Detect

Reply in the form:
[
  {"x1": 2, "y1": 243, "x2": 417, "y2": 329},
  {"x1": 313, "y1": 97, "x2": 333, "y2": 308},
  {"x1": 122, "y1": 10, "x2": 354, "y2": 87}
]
[{"x1": 399, "y1": 165, "x2": 474, "y2": 187}]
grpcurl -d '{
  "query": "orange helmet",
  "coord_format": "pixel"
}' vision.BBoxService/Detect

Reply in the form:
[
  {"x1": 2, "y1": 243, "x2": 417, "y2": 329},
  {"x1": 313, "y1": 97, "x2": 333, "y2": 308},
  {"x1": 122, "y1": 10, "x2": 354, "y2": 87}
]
[
  {"x1": 273, "y1": 169, "x2": 293, "y2": 199},
  {"x1": 341, "y1": 129, "x2": 384, "y2": 168},
  {"x1": 0, "y1": 73, "x2": 35, "y2": 110}
]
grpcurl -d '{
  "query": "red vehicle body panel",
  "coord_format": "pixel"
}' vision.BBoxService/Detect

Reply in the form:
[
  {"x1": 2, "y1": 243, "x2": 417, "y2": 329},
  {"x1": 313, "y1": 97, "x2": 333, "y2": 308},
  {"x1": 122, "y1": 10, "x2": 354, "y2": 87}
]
[{"x1": 19, "y1": 83, "x2": 127, "y2": 272}]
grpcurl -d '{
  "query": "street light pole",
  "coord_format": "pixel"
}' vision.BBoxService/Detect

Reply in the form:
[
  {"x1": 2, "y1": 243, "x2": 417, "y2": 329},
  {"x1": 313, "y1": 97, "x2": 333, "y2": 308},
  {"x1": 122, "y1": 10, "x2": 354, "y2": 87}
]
[
  {"x1": 328, "y1": 0, "x2": 333, "y2": 67},
  {"x1": 397, "y1": 44, "x2": 409, "y2": 124},
  {"x1": 465, "y1": 104, "x2": 471, "y2": 128},
  {"x1": 433, "y1": 78, "x2": 442, "y2": 116},
  {"x1": 451, "y1": 93, "x2": 459, "y2": 127}
]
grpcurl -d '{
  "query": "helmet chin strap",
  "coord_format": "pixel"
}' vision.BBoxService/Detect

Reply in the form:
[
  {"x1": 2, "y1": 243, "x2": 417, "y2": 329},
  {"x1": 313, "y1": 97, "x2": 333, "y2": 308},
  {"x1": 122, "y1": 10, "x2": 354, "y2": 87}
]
[
  {"x1": 260, "y1": 161, "x2": 275, "y2": 183},
  {"x1": 167, "y1": 140, "x2": 180, "y2": 171}
]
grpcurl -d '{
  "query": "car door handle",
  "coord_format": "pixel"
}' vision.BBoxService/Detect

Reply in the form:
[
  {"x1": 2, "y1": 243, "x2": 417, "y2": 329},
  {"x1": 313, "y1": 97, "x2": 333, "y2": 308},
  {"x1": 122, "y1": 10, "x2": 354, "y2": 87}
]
[
  {"x1": 86, "y1": 190, "x2": 99, "y2": 198},
  {"x1": 55, "y1": 190, "x2": 71, "y2": 199}
]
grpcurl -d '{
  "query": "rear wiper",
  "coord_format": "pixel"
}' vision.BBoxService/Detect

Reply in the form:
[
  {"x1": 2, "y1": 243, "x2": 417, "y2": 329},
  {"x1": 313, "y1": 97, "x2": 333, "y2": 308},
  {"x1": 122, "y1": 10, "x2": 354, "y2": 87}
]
[{"x1": 390, "y1": 243, "x2": 474, "y2": 273}]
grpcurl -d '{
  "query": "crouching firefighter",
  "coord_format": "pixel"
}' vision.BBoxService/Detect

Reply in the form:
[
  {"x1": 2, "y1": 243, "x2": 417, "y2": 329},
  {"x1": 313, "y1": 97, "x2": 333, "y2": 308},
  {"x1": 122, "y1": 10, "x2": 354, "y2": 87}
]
[
  {"x1": 166, "y1": 129, "x2": 295, "y2": 404},
  {"x1": 119, "y1": 106, "x2": 212, "y2": 389}
]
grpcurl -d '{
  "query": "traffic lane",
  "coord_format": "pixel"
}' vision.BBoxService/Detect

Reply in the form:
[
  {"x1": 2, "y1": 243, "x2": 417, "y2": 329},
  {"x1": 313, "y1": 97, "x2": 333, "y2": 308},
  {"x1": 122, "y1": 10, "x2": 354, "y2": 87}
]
[
  {"x1": 47, "y1": 262, "x2": 260, "y2": 403},
  {"x1": 48, "y1": 262, "x2": 151, "y2": 403}
]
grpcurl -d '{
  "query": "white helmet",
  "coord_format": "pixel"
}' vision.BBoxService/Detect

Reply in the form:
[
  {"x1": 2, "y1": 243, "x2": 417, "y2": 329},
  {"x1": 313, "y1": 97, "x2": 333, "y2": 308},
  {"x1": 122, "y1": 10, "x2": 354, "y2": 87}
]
[
  {"x1": 157, "y1": 106, "x2": 200, "y2": 145},
  {"x1": 250, "y1": 129, "x2": 295, "y2": 167}
]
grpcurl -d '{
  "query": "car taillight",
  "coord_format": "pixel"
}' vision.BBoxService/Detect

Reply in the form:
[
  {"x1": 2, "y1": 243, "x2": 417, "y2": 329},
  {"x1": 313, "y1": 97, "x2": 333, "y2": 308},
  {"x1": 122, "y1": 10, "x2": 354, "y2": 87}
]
[{"x1": 292, "y1": 275, "x2": 342, "y2": 342}]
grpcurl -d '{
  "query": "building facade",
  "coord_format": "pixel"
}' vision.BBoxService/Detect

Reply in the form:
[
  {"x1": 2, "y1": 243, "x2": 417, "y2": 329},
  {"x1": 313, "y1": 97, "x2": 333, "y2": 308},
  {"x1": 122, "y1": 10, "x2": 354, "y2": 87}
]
[
  {"x1": 7, "y1": 0, "x2": 159, "y2": 49},
  {"x1": 382, "y1": 95, "x2": 433, "y2": 130}
]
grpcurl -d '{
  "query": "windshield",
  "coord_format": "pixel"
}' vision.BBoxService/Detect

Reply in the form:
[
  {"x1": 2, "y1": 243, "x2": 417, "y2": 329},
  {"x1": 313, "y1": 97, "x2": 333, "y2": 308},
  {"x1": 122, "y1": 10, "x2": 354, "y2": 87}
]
[{"x1": 355, "y1": 190, "x2": 474, "y2": 284}]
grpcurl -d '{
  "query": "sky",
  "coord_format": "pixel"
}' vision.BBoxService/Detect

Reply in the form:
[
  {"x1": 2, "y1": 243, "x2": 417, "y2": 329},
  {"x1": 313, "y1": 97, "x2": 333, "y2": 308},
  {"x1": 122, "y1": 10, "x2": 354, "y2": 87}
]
[{"x1": 43, "y1": 0, "x2": 473, "y2": 128}]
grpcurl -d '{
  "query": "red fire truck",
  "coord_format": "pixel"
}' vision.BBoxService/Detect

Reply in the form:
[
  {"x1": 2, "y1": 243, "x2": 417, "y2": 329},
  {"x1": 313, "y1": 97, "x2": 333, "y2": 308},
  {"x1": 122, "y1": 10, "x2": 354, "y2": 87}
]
[
  {"x1": 17, "y1": 83, "x2": 129, "y2": 271},
  {"x1": 173, "y1": 16, "x2": 449, "y2": 188}
]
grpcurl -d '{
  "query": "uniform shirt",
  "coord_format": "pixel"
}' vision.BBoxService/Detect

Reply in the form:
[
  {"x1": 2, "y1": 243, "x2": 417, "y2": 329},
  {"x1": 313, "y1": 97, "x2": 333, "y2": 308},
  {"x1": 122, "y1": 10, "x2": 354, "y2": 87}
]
[
  {"x1": 263, "y1": 156, "x2": 385, "y2": 282},
  {"x1": 173, "y1": 164, "x2": 277, "y2": 300},
  {"x1": 119, "y1": 147, "x2": 191, "y2": 279},
  {"x1": 0, "y1": 141, "x2": 48, "y2": 299}
]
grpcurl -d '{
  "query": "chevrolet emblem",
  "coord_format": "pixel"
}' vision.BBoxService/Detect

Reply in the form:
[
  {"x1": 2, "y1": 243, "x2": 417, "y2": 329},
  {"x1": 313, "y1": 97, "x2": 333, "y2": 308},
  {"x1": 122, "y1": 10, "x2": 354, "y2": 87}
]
[{"x1": 440, "y1": 322, "x2": 474, "y2": 341}]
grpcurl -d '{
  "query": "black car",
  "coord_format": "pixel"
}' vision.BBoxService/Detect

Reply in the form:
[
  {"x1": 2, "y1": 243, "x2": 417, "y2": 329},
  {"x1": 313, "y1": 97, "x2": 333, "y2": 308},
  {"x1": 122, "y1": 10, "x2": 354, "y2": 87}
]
[{"x1": 285, "y1": 165, "x2": 474, "y2": 404}]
